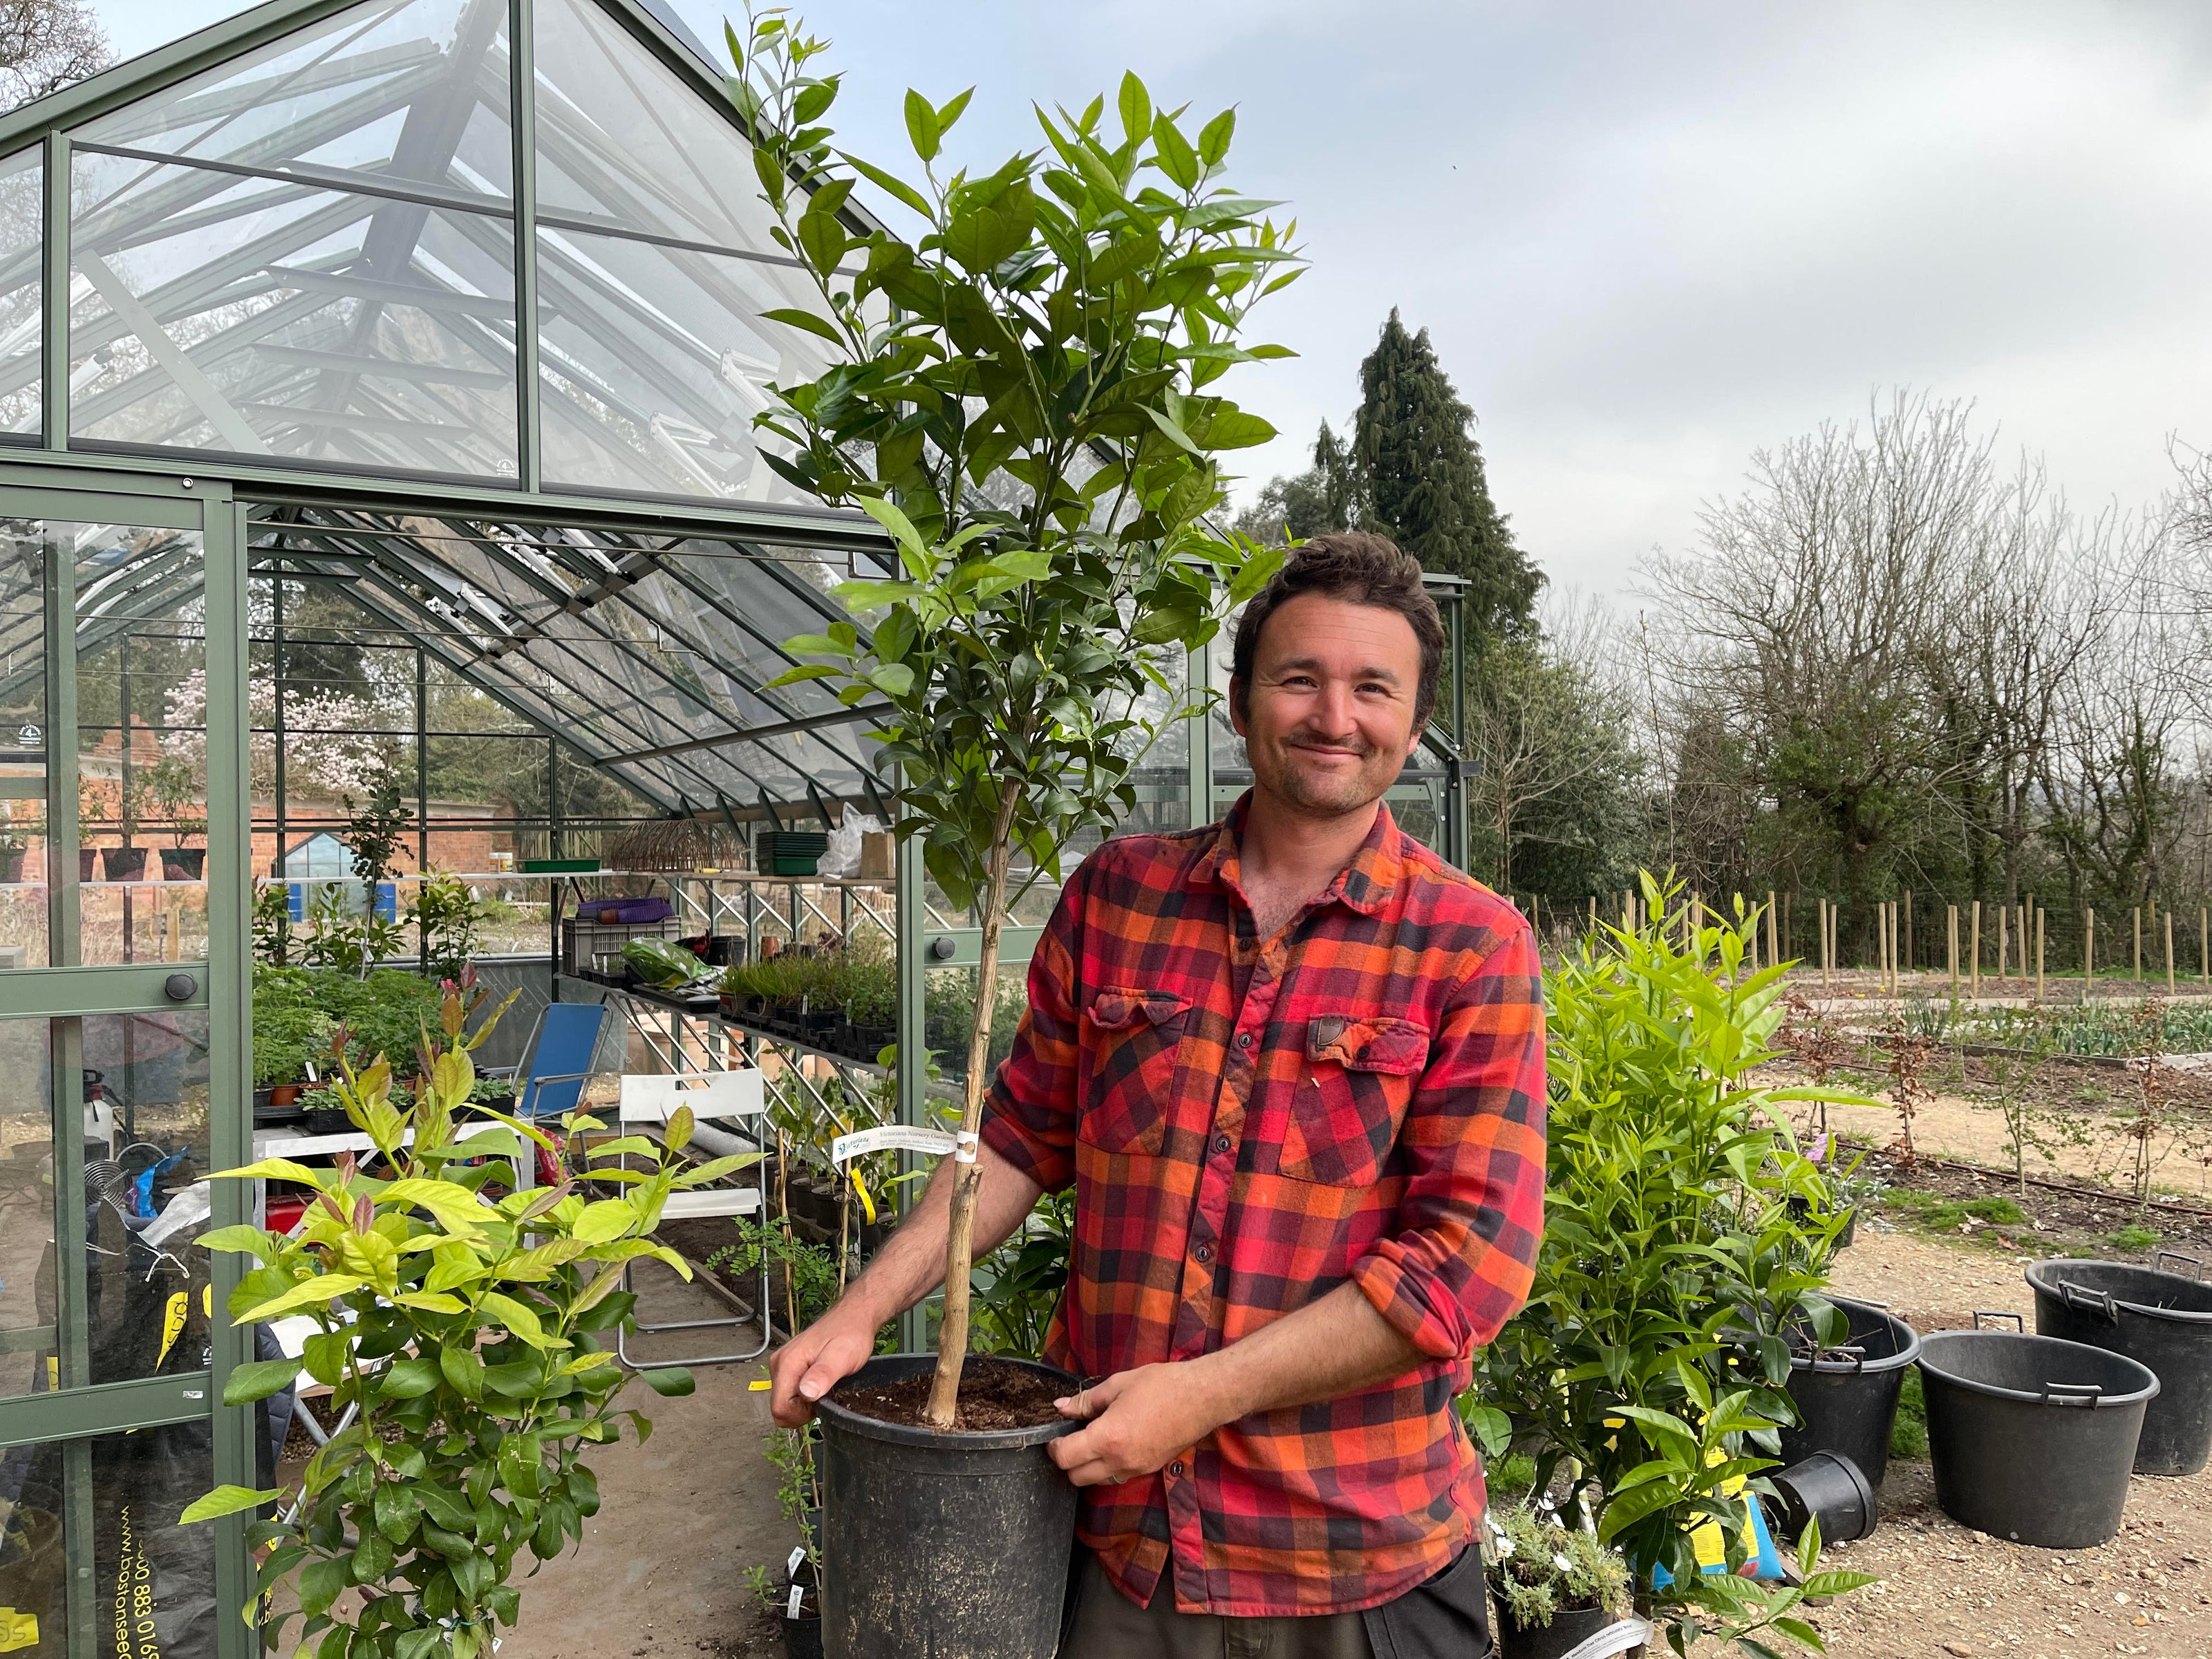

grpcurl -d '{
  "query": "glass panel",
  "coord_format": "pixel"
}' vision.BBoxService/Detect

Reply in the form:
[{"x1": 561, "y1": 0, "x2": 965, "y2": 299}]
[
  {"x1": 537, "y1": 225, "x2": 838, "y2": 503},
  {"x1": 74, "y1": 520, "x2": 209, "y2": 966},
  {"x1": 0, "y1": 1018, "x2": 51, "y2": 1403},
  {"x1": 0, "y1": 147, "x2": 40, "y2": 439},
  {"x1": 70, "y1": 155, "x2": 518, "y2": 477},
  {"x1": 79, "y1": 1011, "x2": 214, "y2": 1388},
  {"x1": 1, "y1": 1425, "x2": 220, "y2": 1659},
  {"x1": 0, "y1": 521, "x2": 46, "y2": 966},
  {"x1": 532, "y1": 0, "x2": 779, "y2": 251},
  {"x1": 75, "y1": 0, "x2": 513, "y2": 205}
]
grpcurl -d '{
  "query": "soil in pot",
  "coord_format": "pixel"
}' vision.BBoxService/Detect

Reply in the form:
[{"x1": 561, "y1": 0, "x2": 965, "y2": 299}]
[{"x1": 834, "y1": 1357, "x2": 1066, "y2": 1432}]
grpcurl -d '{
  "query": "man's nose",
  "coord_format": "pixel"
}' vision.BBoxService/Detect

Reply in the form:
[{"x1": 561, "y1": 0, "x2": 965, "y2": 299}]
[{"x1": 1309, "y1": 679, "x2": 1356, "y2": 733}]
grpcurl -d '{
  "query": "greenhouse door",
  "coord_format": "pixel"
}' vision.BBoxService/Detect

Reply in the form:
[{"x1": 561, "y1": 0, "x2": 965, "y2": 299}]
[{"x1": 0, "y1": 472, "x2": 254, "y2": 1659}]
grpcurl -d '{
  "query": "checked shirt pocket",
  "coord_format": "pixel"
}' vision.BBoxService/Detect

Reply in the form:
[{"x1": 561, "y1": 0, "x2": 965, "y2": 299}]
[
  {"x1": 1077, "y1": 988, "x2": 1192, "y2": 1156},
  {"x1": 1280, "y1": 1013, "x2": 1430, "y2": 1186}
]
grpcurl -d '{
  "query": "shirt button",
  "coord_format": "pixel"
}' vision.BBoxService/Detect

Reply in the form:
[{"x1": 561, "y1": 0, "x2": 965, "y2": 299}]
[
  {"x1": 1214, "y1": 1134, "x2": 1232, "y2": 1154},
  {"x1": 1194, "y1": 1243, "x2": 1213, "y2": 1264},
  {"x1": 1237, "y1": 1032, "x2": 1253, "y2": 1049},
  {"x1": 1169, "y1": 1461, "x2": 1184, "y2": 1477}
]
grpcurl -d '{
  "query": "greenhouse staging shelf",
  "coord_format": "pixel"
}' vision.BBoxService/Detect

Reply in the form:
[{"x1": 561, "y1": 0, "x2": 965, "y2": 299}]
[{"x1": 559, "y1": 973, "x2": 894, "y2": 1076}]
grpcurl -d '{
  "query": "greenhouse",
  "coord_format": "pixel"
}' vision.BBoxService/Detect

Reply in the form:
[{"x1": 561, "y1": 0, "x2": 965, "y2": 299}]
[{"x1": 0, "y1": 1, "x2": 1476, "y2": 1653}]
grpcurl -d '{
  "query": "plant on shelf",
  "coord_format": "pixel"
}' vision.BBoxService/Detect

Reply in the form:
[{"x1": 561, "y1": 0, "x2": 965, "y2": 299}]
[
  {"x1": 252, "y1": 1000, "x2": 335, "y2": 1089},
  {"x1": 145, "y1": 753, "x2": 204, "y2": 847},
  {"x1": 301, "y1": 883, "x2": 406, "y2": 977},
  {"x1": 1470, "y1": 877, "x2": 1877, "y2": 1648},
  {"x1": 254, "y1": 963, "x2": 444, "y2": 1077},
  {"x1": 253, "y1": 881, "x2": 295, "y2": 965},
  {"x1": 186, "y1": 973, "x2": 740, "y2": 1659},
  {"x1": 413, "y1": 870, "x2": 485, "y2": 983},
  {"x1": 739, "y1": 7, "x2": 1295, "y2": 1425}
]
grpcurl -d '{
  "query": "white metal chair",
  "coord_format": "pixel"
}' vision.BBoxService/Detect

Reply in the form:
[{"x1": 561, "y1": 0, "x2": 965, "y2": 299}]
[{"x1": 612, "y1": 1069, "x2": 774, "y2": 1369}]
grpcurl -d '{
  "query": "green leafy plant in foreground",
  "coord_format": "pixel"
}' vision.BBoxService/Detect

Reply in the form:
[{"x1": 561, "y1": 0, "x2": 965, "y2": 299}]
[
  {"x1": 735, "y1": 8, "x2": 1297, "y2": 1425},
  {"x1": 1472, "y1": 876, "x2": 1877, "y2": 1646},
  {"x1": 185, "y1": 976, "x2": 757, "y2": 1658}
]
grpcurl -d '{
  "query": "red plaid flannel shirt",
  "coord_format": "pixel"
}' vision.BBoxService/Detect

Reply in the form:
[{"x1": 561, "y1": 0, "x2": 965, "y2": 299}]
[{"x1": 981, "y1": 797, "x2": 1548, "y2": 1617}]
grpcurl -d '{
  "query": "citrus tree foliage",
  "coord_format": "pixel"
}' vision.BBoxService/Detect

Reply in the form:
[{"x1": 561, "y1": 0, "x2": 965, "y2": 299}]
[
  {"x1": 1471, "y1": 879, "x2": 1874, "y2": 1637},
  {"x1": 185, "y1": 979, "x2": 749, "y2": 1659},
  {"x1": 730, "y1": 11, "x2": 1298, "y2": 1419}
]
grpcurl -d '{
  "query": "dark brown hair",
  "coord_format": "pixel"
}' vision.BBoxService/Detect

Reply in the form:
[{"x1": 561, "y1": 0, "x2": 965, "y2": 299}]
[{"x1": 1230, "y1": 532, "x2": 1445, "y2": 727}]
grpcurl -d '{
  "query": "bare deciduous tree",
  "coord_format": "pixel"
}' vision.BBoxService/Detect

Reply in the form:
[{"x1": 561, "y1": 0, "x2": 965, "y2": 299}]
[{"x1": 0, "y1": 0, "x2": 107, "y2": 111}]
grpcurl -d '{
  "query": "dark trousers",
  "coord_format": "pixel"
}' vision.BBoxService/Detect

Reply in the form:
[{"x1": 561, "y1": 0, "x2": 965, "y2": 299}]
[{"x1": 1060, "y1": 1541, "x2": 1492, "y2": 1659}]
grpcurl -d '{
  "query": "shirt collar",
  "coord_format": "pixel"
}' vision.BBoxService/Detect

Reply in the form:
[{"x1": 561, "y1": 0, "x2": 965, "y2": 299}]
[{"x1": 1191, "y1": 791, "x2": 1405, "y2": 919}]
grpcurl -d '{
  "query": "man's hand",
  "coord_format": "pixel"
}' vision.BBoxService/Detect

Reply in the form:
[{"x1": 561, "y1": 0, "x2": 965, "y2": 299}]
[
  {"x1": 767, "y1": 1304, "x2": 878, "y2": 1427},
  {"x1": 1047, "y1": 1363, "x2": 1228, "y2": 1488}
]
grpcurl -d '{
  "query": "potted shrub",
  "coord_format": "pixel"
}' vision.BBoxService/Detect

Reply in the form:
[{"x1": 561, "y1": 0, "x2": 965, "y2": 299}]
[
  {"x1": 184, "y1": 973, "x2": 739, "y2": 1659},
  {"x1": 147, "y1": 754, "x2": 205, "y2": 880},
  {"x1": 1470, "y1": 879, "x2": 1880, "y2": 1650},
  {"x1": 738, "y1": 12, "x2": 1294, "y2": 1651},
  {"x1": 0, "y1": 813, "x2": 25, "y2": 884},
  {"x1": 1483, "y1": 1503, "x2": 1641, "y2": 1659},
  {"x1": 102, "y1": 775, "x2": 147, "y2": 881}
]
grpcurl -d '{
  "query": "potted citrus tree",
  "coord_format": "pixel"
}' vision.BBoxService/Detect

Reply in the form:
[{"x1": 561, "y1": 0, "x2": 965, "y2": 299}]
[{"x1": 736, "y1": 9, "x2": 1297, "y2": 1653}]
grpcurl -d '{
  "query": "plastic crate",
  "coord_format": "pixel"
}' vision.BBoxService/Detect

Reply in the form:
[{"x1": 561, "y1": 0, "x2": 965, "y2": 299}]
[{"x1": 561, "y1": 915, "x2": 677, "y2": 978}]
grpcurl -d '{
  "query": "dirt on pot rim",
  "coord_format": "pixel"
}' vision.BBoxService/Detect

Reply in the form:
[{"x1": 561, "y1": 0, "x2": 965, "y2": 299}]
[{"x1": 834, "y1": 1357, "x2": 1069, "y2": 1432}]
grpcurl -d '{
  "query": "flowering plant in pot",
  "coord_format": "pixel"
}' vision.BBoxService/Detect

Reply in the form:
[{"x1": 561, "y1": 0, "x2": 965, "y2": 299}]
[
  {"x1": 182, "y1": 975, "x2": 742, "y2": 1658},
  {"x1": 147, "y1": 753, "x2": 207, "y2": 879},
  {"x1": 1483, "y1": 1503, "x2": 1638, "y2": 1659}
]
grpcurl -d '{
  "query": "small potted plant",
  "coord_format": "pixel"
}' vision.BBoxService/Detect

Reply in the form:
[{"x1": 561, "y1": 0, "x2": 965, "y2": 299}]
[
  {"x1": 0, "y1": 811, "x2": 25, "y2": 883},
  {"x1": 147, "y1": 754, "x2": 205, "y2": 880},
  {"x1": 100, "y1": 775, "x2": 147, "y2": 882},
  {"x1": 1484, "y1": 1503, "x2": 1644, "y2": 1659},
  {"x1": 76, "y1": 774, "x2": 102, "y2": 882}
]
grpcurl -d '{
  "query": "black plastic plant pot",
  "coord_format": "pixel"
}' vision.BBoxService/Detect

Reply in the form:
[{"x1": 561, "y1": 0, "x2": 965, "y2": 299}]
[
  {"x1": 160, "y1": 847, "x2": 205, "y2": 880},
  {"x1": 101, "y1": 846, "x2": 147, "y2": 881},
  {"x1": 1918, "y1": 1329, "x2": 2158, "y2": 1548},
  {"x1": 814, "y1": 1354, "x2": 1080, "y2": 1659},
  {"x1": 1768, "y1": 1450, "x2": 1876, "y2": 1544},
  {"x1": 781, "y1": 1559, "x2": 823, "y2": 1659},
  {"x1": 1495, "y1": 1604, "x2": 1648, "y2": 1659},
  {"x1": 2027, "y1": 1258, "x2": 2212, "y2": 1476},
  {"x1": 1781, "y1": 1295, "x2": 1922, "y2": 1490},
  {"x1": 77, "y1": 847, "x2": 96, "y2": 881}
]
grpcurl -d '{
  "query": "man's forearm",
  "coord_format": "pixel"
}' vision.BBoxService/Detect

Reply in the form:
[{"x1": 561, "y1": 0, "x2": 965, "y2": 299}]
[
  {"x1": 832, "y1": 1139, "x2": 1045, "y2": 1330},
  {"x1": 1184, "y1": 1282, "x2": 1423, "y2": 1427}
]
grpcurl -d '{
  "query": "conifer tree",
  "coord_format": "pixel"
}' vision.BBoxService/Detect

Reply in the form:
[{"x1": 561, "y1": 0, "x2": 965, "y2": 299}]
[{"x1": 1353, "y1": 308, "x2": 1541, "y2": 644}]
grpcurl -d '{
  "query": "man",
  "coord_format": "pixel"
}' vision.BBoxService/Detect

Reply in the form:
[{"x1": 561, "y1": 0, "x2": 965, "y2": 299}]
[{"x1": 769, "y1": 532, "x2": 1547, "y2": 1657}]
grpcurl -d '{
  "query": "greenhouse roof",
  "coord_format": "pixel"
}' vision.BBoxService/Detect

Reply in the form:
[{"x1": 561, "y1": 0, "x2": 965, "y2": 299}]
[{"x1": 0, "y1": 0, "x2": 907, "y2": 822}]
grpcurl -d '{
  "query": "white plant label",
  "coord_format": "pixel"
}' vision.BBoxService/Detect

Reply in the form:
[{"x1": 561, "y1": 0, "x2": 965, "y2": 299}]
[
  {"x1": 787, "y1": 1546, "x2": 806, "y2": 1577},
  {"x1": 787, "y1": 1584, "x2": 805, "y2": 1620},
  {"x1": 830, "y1": 1126, "x2": 957, "y2": 1165}
]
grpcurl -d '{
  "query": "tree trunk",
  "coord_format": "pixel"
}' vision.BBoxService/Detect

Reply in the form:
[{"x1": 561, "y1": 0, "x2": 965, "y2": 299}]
[{"x1": 924, "y1": 789, "x2": 1022, "y2": 1429}]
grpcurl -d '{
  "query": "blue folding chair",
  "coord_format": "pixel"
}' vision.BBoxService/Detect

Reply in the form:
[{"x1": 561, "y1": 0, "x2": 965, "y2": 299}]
[{"x1": 490, "y1": 1001, "x2": 612, "y2": 1123}]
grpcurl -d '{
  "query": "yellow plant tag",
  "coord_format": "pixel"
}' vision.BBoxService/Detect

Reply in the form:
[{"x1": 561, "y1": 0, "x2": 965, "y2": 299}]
[
  {"x1": 157, "y1": 1291, "x2": 188, "y2": 1366},
  {"x1": 0, "y1": 1609, "x2": 39, "y2": 1653}
]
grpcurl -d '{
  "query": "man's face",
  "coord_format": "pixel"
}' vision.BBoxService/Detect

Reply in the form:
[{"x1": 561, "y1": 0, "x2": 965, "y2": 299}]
[{"x1": 1231, "y1": 592, "x2": 1426, "y2": 819}]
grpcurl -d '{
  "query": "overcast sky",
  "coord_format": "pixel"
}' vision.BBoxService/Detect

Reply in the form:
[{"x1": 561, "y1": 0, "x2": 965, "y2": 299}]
[{"x1": 89, "y1": 0, "x2": 2212, "y2": 598}]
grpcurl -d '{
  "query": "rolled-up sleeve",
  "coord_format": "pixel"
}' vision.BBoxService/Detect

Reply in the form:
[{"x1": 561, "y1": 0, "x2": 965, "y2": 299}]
[
  {"x1": 978, "y1": 872, "x2": 1085, "y2": 1192},
  {"x1": 1349, "y1": 917, "x2": 1547, "y2": 1360}
]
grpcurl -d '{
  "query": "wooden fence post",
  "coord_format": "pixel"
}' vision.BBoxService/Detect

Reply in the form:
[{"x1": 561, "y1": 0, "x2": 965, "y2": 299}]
[
  {"x1": 2036, "y1": 908, "x2": 2045, "y2": 1005},
  {"x1": 1970, "y1": 901, "x2": 1981, "y2": 1000},
  {"x1": 2134, "y1": 906, "x2": 2143, "y2": 983},
  {"x1": 1904, "y1": 888, "x2": 1914, "y2": 975},
  {"x1": 1997, "y1": 905, "x2": 2009, "y2": 983},
  {"x1": 2168, "y1": 910, "x2": 2177, "y2": 997},
  {"x1": 1767, "y1": 891, "x2": 1779, "y2": 971},
  {"x1": 2086, "y1": 908, "x2": 2096, "y2": 1002},
  {"x1": 1948, "y1": 904, "x2": 1959, "y2": 995},
  {"x1": 1819, "y1": 897, "x2": 1830, "y2": 993}
]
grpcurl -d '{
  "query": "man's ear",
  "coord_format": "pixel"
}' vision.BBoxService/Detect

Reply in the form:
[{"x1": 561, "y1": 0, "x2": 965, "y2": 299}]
[
  {"x1": 1228, "y1": 677, "x2": 1249, "y2": 737},
  {"x1": 1404, "y1": 720, "x2": 1427, "y2": 760}
]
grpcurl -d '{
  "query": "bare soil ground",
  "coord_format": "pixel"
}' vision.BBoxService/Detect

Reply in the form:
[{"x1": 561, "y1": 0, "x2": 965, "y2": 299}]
[{"x1": 1804, "y1": 1224, "x2": 2212, "y2": 1659}]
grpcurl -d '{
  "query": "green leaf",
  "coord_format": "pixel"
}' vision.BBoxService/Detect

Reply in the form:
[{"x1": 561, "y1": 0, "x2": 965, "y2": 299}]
[
  {"x1": 179, "y1": 1485, "x2": 280, "y2": 1525},
  {"x1": 1459, "y1": 1404, "x2": 1512, "y2": 1459},
  {"x1": 904, "y1": 88, "x2": 941, "y2": 162},
  {"x1": 233, "y1": 1273, "x2": 366, "y2": 1324},
  {"x1": 1199, "y1": 409, "x2": 1275, "y2": 450},
  {"x1": 302, "y1": 1330, "x2": 350, "y2": 1387},
  {"x1": 1117, "y1": 72, "x2": 1151, "y2": 144},
  {"x1": 639, "y1": 1366, "x2": 695, "y2": 1397},
  {"x1": 868, "y1": 663, "x2": 916, "y2": 697},
  {"x1": 196, "y1": 1223, "x2": 279, "y2": 1262},
  {"x1": 838, "y1": 150, "x2": 933, "y2": 219},
  {"x1": 1197, "y1": 107, "x2": 1236, "y2": 166},
  {"x1": 298, "y1": 1556, "x2": 350, "y2": 1617},
  {"x1": 221, "y1": 1357, "x2": 302, "y2": 1406},
  {"x1": 760, "y1": 306, "x2": 844, "y2": 345},
  {"x1": 379, "y1": 1356, "x2": 440, "y2": 1399},
  {"x1": 1799, "y1": 1570, "x2": 1880, "y2": 1597},
  {"x1": 440, "y1": 1344, "x2": 486, "y2": 1400},
  {"x1": 1150, "y1": 113, "x2": 1199, "y2": 191}
]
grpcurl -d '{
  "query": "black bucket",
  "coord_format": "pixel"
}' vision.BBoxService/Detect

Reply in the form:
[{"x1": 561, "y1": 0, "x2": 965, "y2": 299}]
[
  {"x1": 1918, "y1": 1327, "x2": 2158, "y2": 1548},
  {"x1": 1495, "y1": 1604, "x2": 1649, "y2": 1659},
  {"x1": 1767, "y1": 1451, "x2": 1876, "y2": 1544},
  {"x1": 813, "y1": 1354, "x2": 1080, "y2": 1659},
  {"x1": 2027, "y1": 1257, "x2": 2212, "y2": 1476},
  {"x1": 1781, "y1": 1295, "x2": 1922, "y2": 1491}
]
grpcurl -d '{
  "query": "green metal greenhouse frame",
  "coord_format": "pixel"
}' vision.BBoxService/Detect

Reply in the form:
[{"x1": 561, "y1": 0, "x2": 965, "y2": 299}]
[{"x1": 0, "y1": 0, "x2": 1472, "y2": 1650}]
